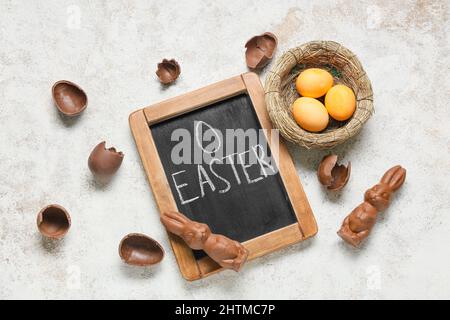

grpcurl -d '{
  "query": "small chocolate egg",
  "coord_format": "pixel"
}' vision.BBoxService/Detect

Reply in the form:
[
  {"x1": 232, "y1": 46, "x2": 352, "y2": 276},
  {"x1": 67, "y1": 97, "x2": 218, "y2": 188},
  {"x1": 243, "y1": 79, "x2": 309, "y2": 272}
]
[
  {"x1": 52, "y1": 80, "x2": 88, "y2": 116},
  {"x1": 317, "y1": 154, "x2": 351, "y2": 191},
  {"x1": 88, "y1": 141, "x2": 124, "y2": 179},
  {"x1": 36, "y1": 204, "x2": 71, "y2": 239},
  {"x1": 156, "y1": 59, "x2": 180, "y2": 84},
  {"x1": 245, "y1": 32, "x2": 278, "y2": 69},
  {"x1": 119, "y1": 233, "x2": 165, "y2": 266}
]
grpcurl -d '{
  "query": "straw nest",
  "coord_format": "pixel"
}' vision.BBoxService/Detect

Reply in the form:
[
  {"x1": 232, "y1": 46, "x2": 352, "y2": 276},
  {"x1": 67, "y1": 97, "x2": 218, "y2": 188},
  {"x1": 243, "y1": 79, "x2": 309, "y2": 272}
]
[{"x1": 265, "y1": 41, "x2": 374, "y2": 149}]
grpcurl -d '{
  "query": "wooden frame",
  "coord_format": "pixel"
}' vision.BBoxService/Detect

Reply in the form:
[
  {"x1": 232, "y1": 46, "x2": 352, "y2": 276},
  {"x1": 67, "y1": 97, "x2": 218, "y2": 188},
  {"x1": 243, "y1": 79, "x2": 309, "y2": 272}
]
[{"x1": 129, "y1": 73, "x2": 317, "y2": 281}]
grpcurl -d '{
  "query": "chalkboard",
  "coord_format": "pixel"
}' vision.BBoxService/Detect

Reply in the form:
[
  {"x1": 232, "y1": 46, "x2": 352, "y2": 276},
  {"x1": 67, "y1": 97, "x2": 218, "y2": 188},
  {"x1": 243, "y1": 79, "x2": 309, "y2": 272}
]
[
  {"x1": 151, "y1": 94, "x2": 297, "y2": 259},
  {"x1": 129, "y1": 73, "x2": 317, "y2": 280}
]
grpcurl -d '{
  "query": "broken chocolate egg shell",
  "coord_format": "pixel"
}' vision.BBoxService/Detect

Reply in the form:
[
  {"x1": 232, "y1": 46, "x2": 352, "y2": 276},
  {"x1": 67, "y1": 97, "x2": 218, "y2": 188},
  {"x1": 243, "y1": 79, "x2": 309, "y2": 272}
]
[
  {"x1": 88, "y1": 141, "x2": 124, "y2": 180},
  {"x1": 156, "y1": 59, "x2": 180, "y2": 85},
  {"x1": 318, "y1": 154, "x2": 351, "y2": 191},
  {"x1": 52, "y1": 80, "x2": 88, "y2": 116},
  {"x1": 36, "y1": 204, "x2": 71, "y2": 239},
  {"x1": 119, "y1": 233, "x2": 165, "y2": 266},
  {"x1": 245, "y1": 32, "x2": 278, "y2": 69}
]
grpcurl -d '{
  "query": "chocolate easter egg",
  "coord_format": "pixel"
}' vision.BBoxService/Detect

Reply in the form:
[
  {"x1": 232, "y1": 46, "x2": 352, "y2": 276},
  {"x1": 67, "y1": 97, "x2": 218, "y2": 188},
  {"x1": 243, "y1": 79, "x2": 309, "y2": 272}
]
[
  {"x1": 52, "y1": 80, "x2": 87, "y2": 116},
  {"x1": 245, "y1": 32, "x2": 277, "y2": 69},
  {"x1": 88, "y1": 141, "x2": 124, "y2": 179},
  {"x1": 156, "y1": 59, "x2": 180, "y2": 85},
  {"x1": 318, "y1": 154, "x2": 351, "y2": 191},
  {"x1": 119, "y1": 233, "x2": 165, "y2": 266},
  {"x1": 37, "y1": 204, "x2": 71, "y2": 239}
]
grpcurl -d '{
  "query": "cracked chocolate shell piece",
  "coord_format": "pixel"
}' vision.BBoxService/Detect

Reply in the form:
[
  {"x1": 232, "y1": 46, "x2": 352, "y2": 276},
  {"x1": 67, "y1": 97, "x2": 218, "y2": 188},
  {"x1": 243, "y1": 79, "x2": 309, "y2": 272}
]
[
  {"x1": 318, "y1": 154, "x2": 351, "y2": 191},
  {"x1": 52, "y1": 80, "x2": 88, "y2": 116},
  {"x1": 156, "y1": 59, "x2": 181, "y2": 84},
  {"x1": 119, "y1": 233, "x2": 165, "y2": 266},
  {"x1": 245, "y1": 32, "x2": 278, "y2": 69},
  {"x1": 37, "y1": 204, "x2": 71, "y2": 239},
  {"x1": 88, "y1": 141, "x2": 124, "y2": 179}
]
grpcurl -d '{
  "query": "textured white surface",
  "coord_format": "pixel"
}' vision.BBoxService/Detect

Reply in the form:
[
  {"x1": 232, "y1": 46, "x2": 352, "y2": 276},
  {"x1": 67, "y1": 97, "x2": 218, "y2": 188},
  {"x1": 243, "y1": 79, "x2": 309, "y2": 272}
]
[{"x1": 0, "y1": 0, "x2": 449, "y2": 300}]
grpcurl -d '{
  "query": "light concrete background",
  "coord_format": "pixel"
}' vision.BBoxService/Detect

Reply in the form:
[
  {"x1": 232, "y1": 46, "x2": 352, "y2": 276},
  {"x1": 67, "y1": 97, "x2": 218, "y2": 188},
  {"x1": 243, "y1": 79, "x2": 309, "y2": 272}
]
[{"x1": 0, "y1": 0, "x2": 449, "y2": 300}]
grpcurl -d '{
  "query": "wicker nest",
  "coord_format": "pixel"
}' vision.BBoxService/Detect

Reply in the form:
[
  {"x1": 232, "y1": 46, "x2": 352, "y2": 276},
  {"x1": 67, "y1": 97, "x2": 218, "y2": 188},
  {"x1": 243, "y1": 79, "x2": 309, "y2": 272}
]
[{"x1": 265, "y1": 41, "x2": 374, "y2": 149}]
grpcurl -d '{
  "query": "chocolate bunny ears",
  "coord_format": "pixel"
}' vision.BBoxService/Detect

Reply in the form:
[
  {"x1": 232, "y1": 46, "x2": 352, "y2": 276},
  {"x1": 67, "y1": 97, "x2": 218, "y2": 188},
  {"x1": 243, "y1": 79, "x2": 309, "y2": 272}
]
[{"x1": 338, "y1": 165, "x2": 406, "y2": 247}]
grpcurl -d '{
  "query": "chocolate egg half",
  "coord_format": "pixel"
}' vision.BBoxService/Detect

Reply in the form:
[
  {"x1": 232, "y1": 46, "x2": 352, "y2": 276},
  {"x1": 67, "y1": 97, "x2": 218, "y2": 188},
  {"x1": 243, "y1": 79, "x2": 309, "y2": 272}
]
[
  {"x1": 156, "y1": 59, "x2": 180, "y2": 85},
  {"x1": 88, "y1": 141, "x2": 124, "y2": 179},
  {"x1": 37, "y1": 204, "x2": 71, "y2": 239},
  {"x1": 318, "y1": 154, "x2": 351, "y2": 191},
  {"x1": 119, "y1": 233, "x2": 165, "y2": 266},
  {"x1": 245, "y1": 32, "x2": 278, "y2": 69},
  {"x1": 52, "y1": 80, "x2": 88, "y2": 116}
]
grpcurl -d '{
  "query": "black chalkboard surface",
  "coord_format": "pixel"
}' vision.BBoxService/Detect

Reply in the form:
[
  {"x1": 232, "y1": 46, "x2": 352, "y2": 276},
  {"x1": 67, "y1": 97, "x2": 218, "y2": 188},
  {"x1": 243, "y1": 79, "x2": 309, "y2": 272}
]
[{"x1": 151, "y1": 94, "x2": 297, "y2": 259}]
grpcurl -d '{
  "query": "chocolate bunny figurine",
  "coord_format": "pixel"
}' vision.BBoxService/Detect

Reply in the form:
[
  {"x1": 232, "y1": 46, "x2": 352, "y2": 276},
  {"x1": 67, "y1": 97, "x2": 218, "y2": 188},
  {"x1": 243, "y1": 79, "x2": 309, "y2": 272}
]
[
  {"x1": 338, "y1": 165, "x2": 406, "y2": 247},
  {"x1": 160, "y1": 211, "x2": 249, "y2": 272}
]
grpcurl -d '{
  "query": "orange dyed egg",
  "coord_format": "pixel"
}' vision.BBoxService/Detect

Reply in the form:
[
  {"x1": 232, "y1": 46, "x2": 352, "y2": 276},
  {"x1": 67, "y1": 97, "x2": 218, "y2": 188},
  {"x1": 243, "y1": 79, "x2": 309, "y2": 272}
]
[
  {"x1": 325, "y1": 84, "x2": 356, "y2": 121},
  {"x1": 295, "y1": 68, "x2": 334, "y2": 98},
  {"x1": 292, "y1": 97, "x2": 329, "y2": 132}
]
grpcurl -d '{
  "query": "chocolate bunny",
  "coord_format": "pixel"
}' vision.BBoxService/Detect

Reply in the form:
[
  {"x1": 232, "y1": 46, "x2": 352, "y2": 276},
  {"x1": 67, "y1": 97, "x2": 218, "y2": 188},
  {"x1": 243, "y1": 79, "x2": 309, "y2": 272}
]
[
  {"x1": 338, "y1": 165, "x2": 406, "y2": 247},
  {"x1": 161, "y1": 211, "x2": 249, "y2": 272}
]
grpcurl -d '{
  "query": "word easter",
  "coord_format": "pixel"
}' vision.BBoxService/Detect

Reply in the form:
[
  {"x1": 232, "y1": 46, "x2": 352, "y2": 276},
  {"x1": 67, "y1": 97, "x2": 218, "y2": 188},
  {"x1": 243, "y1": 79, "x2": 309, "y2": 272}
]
[{"x1": 170, "y1": 121, "x2": 278, "y2": 205}]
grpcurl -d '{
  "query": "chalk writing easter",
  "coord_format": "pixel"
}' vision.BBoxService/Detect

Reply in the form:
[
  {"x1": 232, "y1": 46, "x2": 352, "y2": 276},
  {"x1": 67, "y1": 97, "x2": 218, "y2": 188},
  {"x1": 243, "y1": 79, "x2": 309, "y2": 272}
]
[{"x1": 170, "y1": 121, "x2": 278, "y2": 205}]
